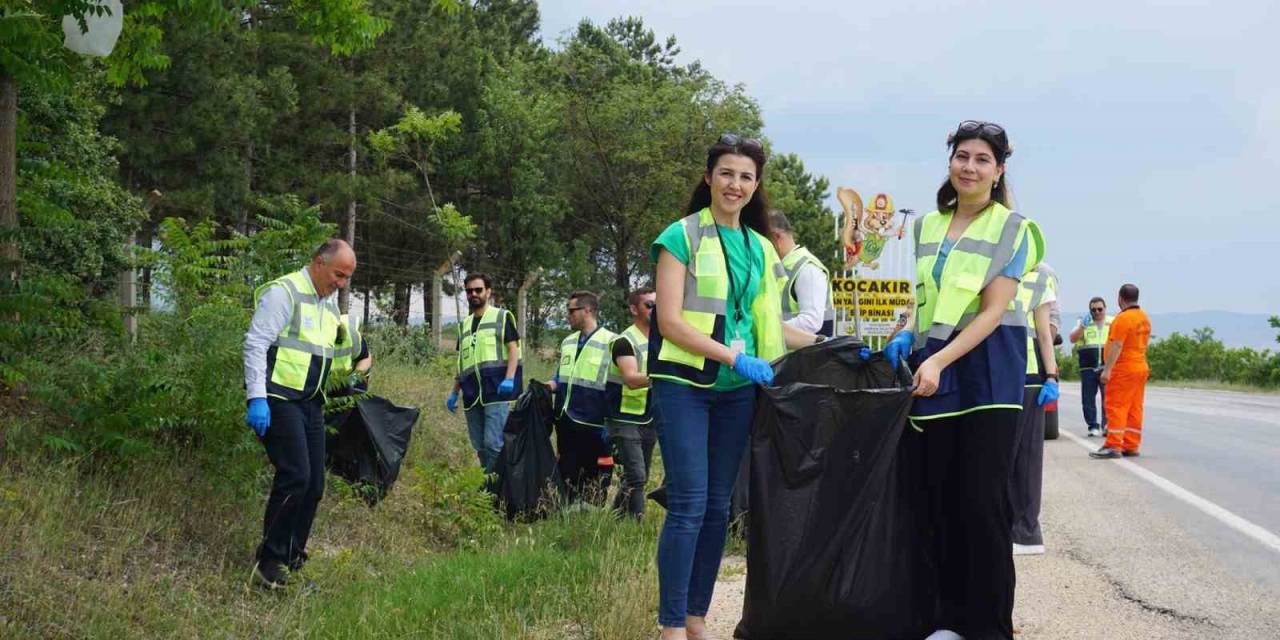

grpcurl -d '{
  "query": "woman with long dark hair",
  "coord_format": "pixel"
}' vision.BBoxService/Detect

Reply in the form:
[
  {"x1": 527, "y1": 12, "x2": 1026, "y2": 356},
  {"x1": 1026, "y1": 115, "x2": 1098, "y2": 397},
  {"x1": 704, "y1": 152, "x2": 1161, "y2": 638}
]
[
  {"x1": 647, "y1": 134, "x2": 814, "y2": 639},
  {"x1": 884, "y1": 120, "x2": 1044, "y2": 640}
]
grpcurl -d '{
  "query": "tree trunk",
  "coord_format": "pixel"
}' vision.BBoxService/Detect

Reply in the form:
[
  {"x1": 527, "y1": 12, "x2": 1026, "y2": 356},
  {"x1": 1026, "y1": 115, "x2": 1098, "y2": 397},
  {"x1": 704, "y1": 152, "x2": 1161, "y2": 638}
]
[
  {"x1": 340, "y1": 105, "x2": 357, "y2": 313},
  {"x1": 393, "y1": 282, "x2": 410, "y2": 326},
  {"x1": 362, "y1": 287, "x2": 371, "y2": 326},
  {"x1": 1, "y1": 72, "x2": 19, "y2": 294}
]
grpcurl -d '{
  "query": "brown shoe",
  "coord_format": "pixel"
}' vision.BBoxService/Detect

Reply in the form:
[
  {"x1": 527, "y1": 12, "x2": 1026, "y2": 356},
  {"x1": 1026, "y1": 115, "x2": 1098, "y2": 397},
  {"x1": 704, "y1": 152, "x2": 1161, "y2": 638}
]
[
  {"x1": 1090, "y1": 446, "x2": 1122, "y2": 459},
  {"x1": 1122, "y1": 450, "x2": 1140, "y2": 457}
]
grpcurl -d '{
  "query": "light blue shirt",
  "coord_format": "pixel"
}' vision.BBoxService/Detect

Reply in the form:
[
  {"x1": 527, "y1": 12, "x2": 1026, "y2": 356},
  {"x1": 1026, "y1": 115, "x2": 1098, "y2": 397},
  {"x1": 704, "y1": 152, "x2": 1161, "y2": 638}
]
[
  {"x1": 242, "y1": 268, "x2": 335, "y2": 400},
  {"x1": 932, "y1": 235, "x2": 1029, "y2": 287}
]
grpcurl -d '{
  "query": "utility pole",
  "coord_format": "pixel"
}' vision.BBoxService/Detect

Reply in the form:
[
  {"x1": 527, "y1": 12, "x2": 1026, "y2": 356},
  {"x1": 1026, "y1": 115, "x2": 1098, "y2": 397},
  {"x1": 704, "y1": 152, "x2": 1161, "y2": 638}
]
[
  {"x1": 340, "y1": 105, "x2": 357, "y2": 313},
  {"x1": 432, "y1": 251, "x2": 460, "y2": 349}
]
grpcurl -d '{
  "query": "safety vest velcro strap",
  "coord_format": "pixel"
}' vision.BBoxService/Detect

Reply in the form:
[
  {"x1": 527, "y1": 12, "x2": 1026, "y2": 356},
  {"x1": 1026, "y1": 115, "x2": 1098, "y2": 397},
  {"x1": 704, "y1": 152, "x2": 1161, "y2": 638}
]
[{"x1": 273, "y1": 335, "x2": 334, "y2": 357}]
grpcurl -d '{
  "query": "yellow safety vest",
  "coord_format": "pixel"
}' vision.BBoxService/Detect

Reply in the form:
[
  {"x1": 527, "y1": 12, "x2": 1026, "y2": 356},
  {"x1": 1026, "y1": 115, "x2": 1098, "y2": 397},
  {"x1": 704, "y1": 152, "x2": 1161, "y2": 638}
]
[
  {"x1": 780, "y1": 245, "x2": 835, "y2": 338},
  {"x1": 330, "y1": 314, "x2": 364, "y2": 381},
  {"x1": 1018, "y1": 267, "x2": 1057, "y2": 387},
  {"x1": 256, "y1": 269, "x2": 341, "y2": 402},
  {"x1": 649, "y1": 208, "x2": 787, "y2": 387},
  {"x1": 556, "y1": 326, "x2": 618, "y2": 428},
  {"x1": 609, "y1": 323, "x2": 653, "y2": 424},
  {"x1": 456, "y1": 306, "x2": 522, "y2": 408},
  {"x1": 1075, "y1": 315, "x2": 1114, "y2": 369},
  {"x1": 910, "y1": 203, "x2": 1044, "y2": 421}
]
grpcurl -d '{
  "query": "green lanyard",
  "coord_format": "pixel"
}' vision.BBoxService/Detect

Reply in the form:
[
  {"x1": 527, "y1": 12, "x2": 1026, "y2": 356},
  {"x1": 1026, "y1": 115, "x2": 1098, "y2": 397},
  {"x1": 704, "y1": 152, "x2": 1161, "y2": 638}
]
[{"x1": 714, "y1": 223, "x2": 754, "y2": 324}]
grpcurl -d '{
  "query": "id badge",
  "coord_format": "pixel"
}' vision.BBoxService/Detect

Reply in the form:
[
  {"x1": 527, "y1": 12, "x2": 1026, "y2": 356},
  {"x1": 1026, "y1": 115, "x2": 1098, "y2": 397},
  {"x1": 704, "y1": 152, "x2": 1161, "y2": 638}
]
[{"x1": 730, "y1": 338, "x2": 746, "y2": 355}]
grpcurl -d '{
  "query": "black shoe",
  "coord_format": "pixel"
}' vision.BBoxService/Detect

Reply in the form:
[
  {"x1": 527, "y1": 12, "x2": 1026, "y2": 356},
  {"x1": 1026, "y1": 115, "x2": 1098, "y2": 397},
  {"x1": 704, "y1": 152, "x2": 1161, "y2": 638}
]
[
  {"x1": 253, "y1": 560, "x2": 288, "y2": 590},
  {"x1": 288, "y1": 550, "x2": 309, "y2": 572},
  {"x1": 1122, "y1": 450, "x2": 1140, "y2": 457},
  {"x1": 1089, "y1": 446, "x2": 1122, "y2": 459}
]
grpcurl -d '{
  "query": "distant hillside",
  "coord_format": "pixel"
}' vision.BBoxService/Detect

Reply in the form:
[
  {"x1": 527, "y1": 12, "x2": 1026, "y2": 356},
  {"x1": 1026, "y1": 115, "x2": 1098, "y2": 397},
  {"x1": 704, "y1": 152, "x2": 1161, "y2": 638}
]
[{"x1": 1068, "y1": 310, "x2": 1277, "y2": 351}]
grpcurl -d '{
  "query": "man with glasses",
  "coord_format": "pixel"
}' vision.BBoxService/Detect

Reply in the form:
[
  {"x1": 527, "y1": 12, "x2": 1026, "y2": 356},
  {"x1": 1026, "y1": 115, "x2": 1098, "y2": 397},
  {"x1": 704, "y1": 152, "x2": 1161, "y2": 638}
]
[
  {"x1": 606, "y1": 287, "x2": 659, "y2": 518},
  {"x1": 1070, "y1": 296, "x2": 1113, "y2": 437},
  {"x1": 447, "y1": 273, "x2": 522, "y2": 471},
  {"x1": 547, "y1": 291, "x2": 616, "y2": 505}
]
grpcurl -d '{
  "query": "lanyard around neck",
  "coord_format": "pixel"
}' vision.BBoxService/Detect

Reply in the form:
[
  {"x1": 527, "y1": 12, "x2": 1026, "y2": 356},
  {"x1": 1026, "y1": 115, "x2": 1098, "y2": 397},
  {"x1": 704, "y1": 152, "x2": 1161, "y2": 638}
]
[{"x1": 713, "y1": 223, "x2": 753, "y2": 323}]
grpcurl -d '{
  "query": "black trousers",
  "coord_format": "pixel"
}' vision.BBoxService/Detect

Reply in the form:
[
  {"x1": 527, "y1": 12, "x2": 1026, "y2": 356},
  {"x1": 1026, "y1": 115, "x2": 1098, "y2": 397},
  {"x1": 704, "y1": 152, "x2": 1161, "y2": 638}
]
[
  {"x1": 258, "y1": 397, "x2": 325, "y2": 568},
  {"x1": 923, "y1": 408, "x2": 1020, "y2": 640},
  {"x1": 1011, "y1": 388, "x2": 1045, "y2": 546},
  {"x1": 556, "y1": 419, "x2": 613, "y2": 506},
  {"x1": 607, "y1": 421, "x2": 657, "y2": 518}
]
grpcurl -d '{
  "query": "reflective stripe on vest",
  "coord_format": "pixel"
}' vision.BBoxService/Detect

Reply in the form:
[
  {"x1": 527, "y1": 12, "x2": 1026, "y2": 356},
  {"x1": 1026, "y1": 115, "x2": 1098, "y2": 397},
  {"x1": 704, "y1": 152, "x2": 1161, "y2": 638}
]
[
  {"x1": 1019, "y1": 268, "x2": 1057, "y2": 382},
  {"x1": 330, "y1": 314, "x2": 364, "y2": 381},
  {"x1": 256, "y1": 269, "x2": 340, "y2": 402},
  {"x1": 610, "y1": 323, "x2": 653, "y2": 424},
  {"x1": 909, "y1": 205, "x2": 1045, "y2": 421},
  {"x1": 557, "y1": 327, "x2": 618, "y2": 427},
  {"x1": 456, "y1": 306, "x2": 522, "y2": 408},
  {"x1": 780, "y1": 245, "x2": 835, "y2": 338},
  {"x1": 649, "y1": 208, "x2": 787, "y2": 388}
]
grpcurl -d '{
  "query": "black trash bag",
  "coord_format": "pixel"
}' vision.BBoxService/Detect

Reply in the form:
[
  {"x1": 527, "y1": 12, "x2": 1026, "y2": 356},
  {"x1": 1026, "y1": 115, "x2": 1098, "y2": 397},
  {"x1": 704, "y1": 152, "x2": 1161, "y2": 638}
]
[
  {"x1": 735, "y1": 336, "x2": 934, "y2": 640},
  {"x1": 487, "y1": 381, "x2": 564, "y2": 520},
  {"x1": 325, "y1": 395, "x2": 420, "y2": 506}
]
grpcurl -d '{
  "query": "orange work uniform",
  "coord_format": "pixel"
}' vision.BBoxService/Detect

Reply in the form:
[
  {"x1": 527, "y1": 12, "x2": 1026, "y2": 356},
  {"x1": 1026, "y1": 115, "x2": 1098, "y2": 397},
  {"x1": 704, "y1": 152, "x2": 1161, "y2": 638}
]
[{"x1": 1103, "y1": 306, "x2": 1152, "y2": 452}]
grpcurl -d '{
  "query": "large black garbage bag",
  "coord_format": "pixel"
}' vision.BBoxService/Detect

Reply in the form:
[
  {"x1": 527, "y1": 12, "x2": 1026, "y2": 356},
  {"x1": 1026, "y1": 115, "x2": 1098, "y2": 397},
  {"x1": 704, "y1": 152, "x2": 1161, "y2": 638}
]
[
  {"x1": 326, "y1": 395, "x2": 420, "y2": 506},
  {"x1": 487, "y1": 381, "x2": 564, "y2": 520},
  {"x1": 735, "y1": 337, "x2": 933, "y2": 640}
]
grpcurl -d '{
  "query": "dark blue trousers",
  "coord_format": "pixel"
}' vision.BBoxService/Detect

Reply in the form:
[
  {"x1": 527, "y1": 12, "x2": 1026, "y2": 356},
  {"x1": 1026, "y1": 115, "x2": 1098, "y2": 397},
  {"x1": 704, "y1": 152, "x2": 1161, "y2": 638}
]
[
  {"x1": 1079, "y1": 368, "x2": 1107, "y2": 430},
  {"x1": 258, "y1": 397, "x2": 325, "y2": 568}
]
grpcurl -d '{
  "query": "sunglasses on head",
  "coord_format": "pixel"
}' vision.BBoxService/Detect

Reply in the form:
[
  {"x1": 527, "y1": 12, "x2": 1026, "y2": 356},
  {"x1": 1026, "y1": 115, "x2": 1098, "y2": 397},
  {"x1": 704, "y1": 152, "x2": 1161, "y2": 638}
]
[
  {"x1": 718, "y1": 133, "x2": 763, "y2": 151},
  {"x1": 465, "y1": 287, "x2": 485, "y2": 295},
  {"x1": 952, "y1": 120, "x2": 1009, "y2": 149}
]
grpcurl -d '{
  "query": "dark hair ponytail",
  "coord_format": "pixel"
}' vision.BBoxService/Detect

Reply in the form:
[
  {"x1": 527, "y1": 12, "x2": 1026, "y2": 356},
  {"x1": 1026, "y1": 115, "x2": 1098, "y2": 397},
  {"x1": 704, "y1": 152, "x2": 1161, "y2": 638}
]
[{"x1": 685, "y1": 140, "x2": 772, "y2": 238}]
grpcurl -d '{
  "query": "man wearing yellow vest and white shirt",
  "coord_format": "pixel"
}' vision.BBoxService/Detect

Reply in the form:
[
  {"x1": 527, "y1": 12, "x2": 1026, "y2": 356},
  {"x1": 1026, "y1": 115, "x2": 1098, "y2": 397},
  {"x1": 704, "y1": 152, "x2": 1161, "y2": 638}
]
[
  {"x1": 447, "y1": 272, "x2": 522, "y2": 472},
  {"x1": 1070, "y1": 297, "x2": 1113, "y2": 437},
  {"x1": 607, "y1": 287, "x2": 659, "y2": 519},
  {"x1": 243, "y1": 239, "x2": 355, "y2": 589},
  {"x1": 547, "y1": 291, "x2": 616, "y2": 505},
  {"x1": 768, "y1": 210, "x2": 835, "y2": 337}
]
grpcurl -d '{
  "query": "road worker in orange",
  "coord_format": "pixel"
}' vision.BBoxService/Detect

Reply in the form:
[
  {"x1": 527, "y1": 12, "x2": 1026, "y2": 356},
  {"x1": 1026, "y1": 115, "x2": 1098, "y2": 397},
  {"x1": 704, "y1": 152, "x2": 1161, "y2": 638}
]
[{"x1": 1090, "y1": 283, "x2": 1152, "y2": 459}]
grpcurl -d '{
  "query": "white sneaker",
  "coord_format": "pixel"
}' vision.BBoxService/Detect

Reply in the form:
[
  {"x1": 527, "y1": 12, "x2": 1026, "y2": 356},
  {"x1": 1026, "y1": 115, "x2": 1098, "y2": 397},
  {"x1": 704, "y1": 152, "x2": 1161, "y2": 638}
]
[
  {"x1": 1087, "y1": 427, "x2": 1101, "y2": 437},
  {"x1": 926, "y1": 631, "x2": 965, "y2": 640},
  {"x1": 1013, "y1": 543, "x2": 1045, "y2": 555}
]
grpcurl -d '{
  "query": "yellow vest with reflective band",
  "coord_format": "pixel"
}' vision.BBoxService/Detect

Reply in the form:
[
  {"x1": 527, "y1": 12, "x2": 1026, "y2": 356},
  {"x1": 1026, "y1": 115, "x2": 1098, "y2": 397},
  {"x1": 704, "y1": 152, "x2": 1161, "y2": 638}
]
[
  {"x1": 330, "y1": 314, "x2": 364, "y2": 381},
  {"x1": 609, "y1": 323, "x2": 653, "y2": 424},
  {"x1": 909, "y1": 204, "x2": 1045, "y2": 421},
  {"x1": 780, "y1": 245, "x2": 835, "y2": 338},
  {"x1": 1019, "y1": 267, "x2": 1057, "y2": 386},
  {"x1": 649, "y1": 208, "x2": 787, "y2": 388},
  {"x1": 456, "y1": 306, "x2": 522, "y2": 408},
  {"x1": 256, "y1": 269, "x2": 341, "y2": 402},
  {"x1": 556, "y1": 327, "x2": 618, "y2": 428}
]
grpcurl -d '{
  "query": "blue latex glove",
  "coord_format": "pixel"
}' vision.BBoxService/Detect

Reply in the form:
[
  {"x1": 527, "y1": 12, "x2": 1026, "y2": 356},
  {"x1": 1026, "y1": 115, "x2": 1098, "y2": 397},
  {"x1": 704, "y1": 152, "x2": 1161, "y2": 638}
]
[
  {"x1": 246, "y1": 398, "x2": 270, "y2": 437},
  {"x1": 497, "y1": 378, "x2": 515, "y2": 398},
  {"x1": 1079, "y1": 314, "x2": 1090, "y2": 328},
  {"x1": 859, "y1": 346, "x2": 871, "y2": 361},
  {"x1": 884, "y1": 331, "x2": 915, "y2": 371},
  {"x1": 446, "y1": 390, "x2": 459, "y2": 413},
  {"x1": 732, "y1": 353, "x2": 774, "y2": 386},
  {"x1": 1037, "y1": 379, "x2": 1060, "y2": 406}
]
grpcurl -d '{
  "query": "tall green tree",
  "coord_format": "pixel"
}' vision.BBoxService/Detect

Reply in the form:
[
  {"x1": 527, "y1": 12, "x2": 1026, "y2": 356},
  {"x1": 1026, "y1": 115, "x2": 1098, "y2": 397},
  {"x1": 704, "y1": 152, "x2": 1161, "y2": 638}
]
[{"x1": 768, "y1": 152, "x2": 839, "y2": 271}]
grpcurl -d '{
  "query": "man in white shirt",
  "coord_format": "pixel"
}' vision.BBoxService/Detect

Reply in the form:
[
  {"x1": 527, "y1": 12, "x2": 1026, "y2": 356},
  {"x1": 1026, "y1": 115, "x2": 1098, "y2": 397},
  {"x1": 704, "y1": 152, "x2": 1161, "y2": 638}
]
[{"x1": 768, "y1": 210, "x2": 834, "y2": 338}]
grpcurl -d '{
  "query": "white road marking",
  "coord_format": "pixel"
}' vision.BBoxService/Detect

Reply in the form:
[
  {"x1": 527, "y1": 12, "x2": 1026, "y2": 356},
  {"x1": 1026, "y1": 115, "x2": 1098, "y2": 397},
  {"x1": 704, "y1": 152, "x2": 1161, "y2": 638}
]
[{"x1": 1061, "y1": 429, "x2": 1280, "y2": 555}]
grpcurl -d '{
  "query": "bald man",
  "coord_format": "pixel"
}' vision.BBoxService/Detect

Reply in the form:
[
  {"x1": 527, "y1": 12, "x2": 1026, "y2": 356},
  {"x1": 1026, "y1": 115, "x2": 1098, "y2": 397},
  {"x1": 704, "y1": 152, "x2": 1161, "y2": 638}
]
[{"x1": 243, "y1": 239, "x2": 356, "y2": 588}]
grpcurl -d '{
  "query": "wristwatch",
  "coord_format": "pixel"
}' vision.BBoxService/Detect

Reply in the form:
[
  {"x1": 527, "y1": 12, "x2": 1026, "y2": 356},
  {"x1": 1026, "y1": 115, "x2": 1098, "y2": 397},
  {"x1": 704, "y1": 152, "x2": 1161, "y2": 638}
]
[{"x1": 1045, "y1": 373, "x2": 1059, "y2": 381}]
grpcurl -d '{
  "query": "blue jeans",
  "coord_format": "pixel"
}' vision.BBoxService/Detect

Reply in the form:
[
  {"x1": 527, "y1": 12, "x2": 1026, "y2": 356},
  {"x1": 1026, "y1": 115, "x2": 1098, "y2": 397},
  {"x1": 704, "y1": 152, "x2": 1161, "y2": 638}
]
[
  {"x1": 465, "y1": 401, "x2": 510, "y2": 471},
  {"x1": 1080, "y1": 368, "x2": 1107, "y2": 429},
  {"x1": 653, "y1": 380, "x2": 756, "y2": 628}
]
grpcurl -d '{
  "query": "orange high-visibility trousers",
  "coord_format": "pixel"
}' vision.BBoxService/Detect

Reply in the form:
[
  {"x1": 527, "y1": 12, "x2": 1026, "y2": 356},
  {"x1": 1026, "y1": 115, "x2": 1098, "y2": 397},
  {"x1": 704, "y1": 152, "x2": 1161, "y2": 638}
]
[{"x1": 1103, "y1": 368, "x2": 1149, "y2": 452}]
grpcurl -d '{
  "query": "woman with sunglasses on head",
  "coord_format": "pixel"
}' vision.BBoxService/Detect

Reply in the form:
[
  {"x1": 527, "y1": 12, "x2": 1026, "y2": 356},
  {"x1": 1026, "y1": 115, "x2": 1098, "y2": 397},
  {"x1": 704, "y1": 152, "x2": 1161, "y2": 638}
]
[
  {"x1": 648, "y1": 134, "x2": 816, "y2": 639},
  {"x1": 883, "y1": 121, "x2": 1044, "y2": 640}
]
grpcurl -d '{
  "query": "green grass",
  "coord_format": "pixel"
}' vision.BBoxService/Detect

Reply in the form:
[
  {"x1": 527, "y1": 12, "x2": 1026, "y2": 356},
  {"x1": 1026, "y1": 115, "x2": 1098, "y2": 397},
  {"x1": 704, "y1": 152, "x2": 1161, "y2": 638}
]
[
  {"x1": 0, "y1": 356, "x2": 664, "y2": 639},
  {"x1": 1145, "y1": 378, "x2": 1280, "y2": 395}
]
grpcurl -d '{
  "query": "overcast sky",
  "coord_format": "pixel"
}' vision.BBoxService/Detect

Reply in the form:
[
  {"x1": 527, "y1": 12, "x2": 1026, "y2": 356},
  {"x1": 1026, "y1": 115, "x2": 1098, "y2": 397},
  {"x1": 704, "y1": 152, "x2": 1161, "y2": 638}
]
[{"x1": 539, "y1": 0, "x2": 1279, "y2": 315}]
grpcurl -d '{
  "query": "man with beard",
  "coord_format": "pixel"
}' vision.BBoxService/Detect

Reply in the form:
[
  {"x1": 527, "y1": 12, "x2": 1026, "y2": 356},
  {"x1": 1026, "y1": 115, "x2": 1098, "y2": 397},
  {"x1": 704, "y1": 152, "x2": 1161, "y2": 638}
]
[{"x1": 447, "y1": 273, "x2": 522, "y2": 471}]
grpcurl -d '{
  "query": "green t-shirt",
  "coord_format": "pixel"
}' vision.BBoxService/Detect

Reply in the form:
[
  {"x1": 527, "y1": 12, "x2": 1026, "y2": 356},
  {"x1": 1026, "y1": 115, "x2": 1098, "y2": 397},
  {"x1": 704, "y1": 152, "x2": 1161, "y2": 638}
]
[{"x1": 651, "y1": 216, "x2": 764, "y2": 390}]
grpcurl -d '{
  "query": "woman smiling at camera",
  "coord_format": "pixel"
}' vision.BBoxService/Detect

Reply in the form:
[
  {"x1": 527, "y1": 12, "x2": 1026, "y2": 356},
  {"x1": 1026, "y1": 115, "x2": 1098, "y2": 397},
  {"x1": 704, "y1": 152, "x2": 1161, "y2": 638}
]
[
  {"x1": 884, "y1": 121, "x2": 1044, "y2": 640},
  {"x1": 647, "y1": 134, "x2": 814, "y2": 640}
]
